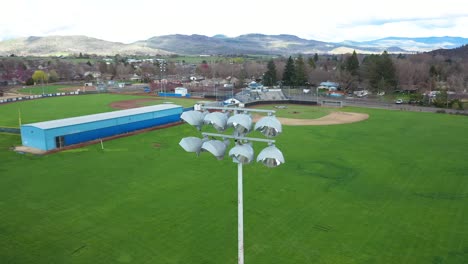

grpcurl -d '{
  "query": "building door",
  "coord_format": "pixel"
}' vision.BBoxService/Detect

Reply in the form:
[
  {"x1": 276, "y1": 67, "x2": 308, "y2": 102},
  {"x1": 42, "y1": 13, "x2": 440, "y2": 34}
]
[{"x1": 55, "y1": 136, "x2": 65, "y2": 148}]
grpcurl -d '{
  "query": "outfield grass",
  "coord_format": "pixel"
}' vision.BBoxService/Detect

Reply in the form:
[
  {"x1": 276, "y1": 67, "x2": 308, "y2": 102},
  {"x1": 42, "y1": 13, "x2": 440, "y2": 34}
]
[
  {"x1": 0, "y1": 94, "x2": 157, "y2": 127},
  {"x1": 0, "y1": 96, "x2": 468, "y2": 263},
  {"x1": 18, "y1": 85, "x2": 81, "y2": 95}
]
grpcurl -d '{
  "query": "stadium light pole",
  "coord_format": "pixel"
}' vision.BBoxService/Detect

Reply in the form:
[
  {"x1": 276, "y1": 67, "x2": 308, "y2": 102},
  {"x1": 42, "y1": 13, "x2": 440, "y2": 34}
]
[{"x1": 179, "y1": 106, "x2": 284, "y2": 264}]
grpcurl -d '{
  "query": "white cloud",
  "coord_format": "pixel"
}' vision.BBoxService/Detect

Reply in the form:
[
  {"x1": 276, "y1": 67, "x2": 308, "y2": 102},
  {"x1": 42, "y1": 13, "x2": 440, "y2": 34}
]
[{"x1": 1, "y1": 0, "x2": 467, "y2": 42}]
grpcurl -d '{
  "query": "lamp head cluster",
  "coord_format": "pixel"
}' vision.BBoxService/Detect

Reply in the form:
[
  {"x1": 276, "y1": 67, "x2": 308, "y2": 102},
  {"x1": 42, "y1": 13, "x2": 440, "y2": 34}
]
[{"x1": 180, "y1": 107, "x2": 285, "y2": 168}]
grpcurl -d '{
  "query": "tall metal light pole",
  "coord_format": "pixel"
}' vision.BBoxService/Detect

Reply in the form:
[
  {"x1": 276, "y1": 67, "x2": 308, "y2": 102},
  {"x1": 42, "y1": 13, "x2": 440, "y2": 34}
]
[
  {"x1": 180, "y1": 106, "x2": 284, "y2": 264},
  {"x1": 237, "y1": 160, "x2": 244, "y2": 263},
  {"x1": 316, "y1": 86, "x2": 319, "y2": 104}
]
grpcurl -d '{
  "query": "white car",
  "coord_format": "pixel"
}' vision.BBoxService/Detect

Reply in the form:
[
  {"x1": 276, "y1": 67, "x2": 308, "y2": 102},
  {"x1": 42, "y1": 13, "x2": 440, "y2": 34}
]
[{"x1": 395, "y1": 99, "x2": 403, "y2": 104}]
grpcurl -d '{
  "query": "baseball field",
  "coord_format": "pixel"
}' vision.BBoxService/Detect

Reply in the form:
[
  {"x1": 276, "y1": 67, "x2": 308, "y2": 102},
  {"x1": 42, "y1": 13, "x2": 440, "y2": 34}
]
[{"x1": 0, "y1": 93, "x2": 467, "y2": 263}]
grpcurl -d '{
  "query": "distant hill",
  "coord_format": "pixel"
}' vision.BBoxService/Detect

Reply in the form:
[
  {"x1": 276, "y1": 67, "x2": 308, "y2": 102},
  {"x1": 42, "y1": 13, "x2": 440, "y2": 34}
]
[
  {"x1": 135, "y1": 34, "x2": 331, "y2": 55},
  {"x1": 0, "y1": 35, "x2": 172, "y2": 56},
  {"x1": 343, "y1": 36, "x2": 468, "y2": 52},
  {"x1": 429, "y1": 44, "x2": 468, "y2": 60},
  {"x1": 1, "y1": 34, "x2": 468, "y2": 56},
  {"x1": 136, "y1": 33, "x2": 398, "y2": 55}
]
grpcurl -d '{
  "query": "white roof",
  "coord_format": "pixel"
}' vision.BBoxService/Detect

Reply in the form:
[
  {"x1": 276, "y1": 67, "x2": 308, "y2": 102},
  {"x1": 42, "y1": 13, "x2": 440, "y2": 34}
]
[{"x1": 24, "y1": 104, "x2": 181, "y2": 130}]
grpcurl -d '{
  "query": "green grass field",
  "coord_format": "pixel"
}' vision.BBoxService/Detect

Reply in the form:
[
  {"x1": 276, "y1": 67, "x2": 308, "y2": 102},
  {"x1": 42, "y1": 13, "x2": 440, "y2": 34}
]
[
  {"x1": 18, "y1": 85, "x2": 81, "y2": 95},
  {"x1": 0, "y1": 94, "x2": 203, "y2": 128},
  {"x1": 0, "y1": 95, "x2": 467, "y2": 263}
]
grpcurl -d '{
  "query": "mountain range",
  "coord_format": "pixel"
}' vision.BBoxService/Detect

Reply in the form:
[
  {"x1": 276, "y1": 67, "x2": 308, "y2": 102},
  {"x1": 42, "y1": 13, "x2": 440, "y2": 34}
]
[{"x1": 1, "y1": 34, "x2": 467, "y2": 57}]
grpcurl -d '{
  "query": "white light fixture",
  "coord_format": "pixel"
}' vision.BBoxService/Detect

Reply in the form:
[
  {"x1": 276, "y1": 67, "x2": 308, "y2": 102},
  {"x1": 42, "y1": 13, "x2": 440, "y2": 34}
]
[
  {"x1": 201, "y1": 139, "x2": 230, "y2": 160},
  {"x1": 180, "y1": 110, "x2": 206, "y2": 130},
  {"x1": 227, "y1": 113, "x2": 252, "y2": 136},
  {"x1": 229, "y1": 143, "x2": 254, "y2": 164},
  {"x1": 179, "y1": 137, "x2": 203, "y2": 154},
  {"x1": 257, "y1": 145, "x2": 285, "y2": 168},
  {"x1": 204, "y1": 111, "x2": 229, "y2": 132},
  {"x1": 255, "y1": 116, "x2": 282, "y2": 138}
]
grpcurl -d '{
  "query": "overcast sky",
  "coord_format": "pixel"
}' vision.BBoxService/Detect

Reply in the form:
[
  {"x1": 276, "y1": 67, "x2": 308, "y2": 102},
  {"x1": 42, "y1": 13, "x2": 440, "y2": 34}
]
[{"x1": 1, "y1": 0, "x2": 467, "y2": 43}]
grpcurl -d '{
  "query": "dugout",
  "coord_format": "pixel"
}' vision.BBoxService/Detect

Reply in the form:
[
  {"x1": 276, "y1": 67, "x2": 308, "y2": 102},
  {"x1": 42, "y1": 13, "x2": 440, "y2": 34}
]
[{"x1": 20, "y1": 104, "x2": 183, "y2": 151}]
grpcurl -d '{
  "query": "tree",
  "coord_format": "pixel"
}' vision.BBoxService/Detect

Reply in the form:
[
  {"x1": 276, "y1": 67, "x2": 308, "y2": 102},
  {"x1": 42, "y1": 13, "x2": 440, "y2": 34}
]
[
  {"x1": 307, "y1": 57, "x2": 316, "y2": 69},
  {"x1": 344, "y1": 50, "x2": 359, "y2": 76},
  {"x1": 377, "y1": 51, "x2": 397, "y2": 90},
  {"x1": 25, "y1": 78, "x2": 35, "y2": 86},
  {"x1": 362, "y1": 51, "x2": 397, "y2": 92},
  {"x1": 429, "y1": 65, "x2": 439, "y2": 79},
  {"x1": 432, "y1": 90, "x2": 449, "y2": 108},
  {"x1": 196, "y1": 61, "x2": 212, "y2": 79},
  {"x1": 263, "y1": 59, "x2": 277, "y2": 86},
  {"x1": 282, "y1": 56, "x2": 295, "y2": 86},
  {"x1": 335, "y1": 69, "x2": 358, "y2": 92},
  {"x1": 48, "y1": 70, "x2": 59, "y2": 83},
  {"x1": 32, "y1": 70, "x2": 48, "y2": 85},
  {"x1": 294, "y1": 55, "x2": 307, "y2": 86}
]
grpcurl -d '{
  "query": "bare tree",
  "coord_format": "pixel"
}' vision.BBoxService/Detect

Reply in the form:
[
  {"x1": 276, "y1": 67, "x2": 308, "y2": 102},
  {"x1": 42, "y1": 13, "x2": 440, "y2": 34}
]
[
  {"x1": 447, "y1": 74, "x2": 465, "y2": 92},
  {"x1": 243, "y1": 61, "x2": 266, "y2": 80},
  {"x1": 334, "y1": 69, "x2": 358, "y2": 92}
]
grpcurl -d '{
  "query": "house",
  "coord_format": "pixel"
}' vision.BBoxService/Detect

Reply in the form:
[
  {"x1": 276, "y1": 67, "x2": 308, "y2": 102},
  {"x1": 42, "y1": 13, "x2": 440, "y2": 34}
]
[
  {"x1": 247, "y1": 81, "x2": 264, "y2": 91},
  {"x1": 318, "y1": 81, "x2": 340, "y2": 91},
  {"x1": 84, "y1": 71, "x2": 101, "y2": 79},
  {"x1": 130, "y1": 74, "x2": 142, "y2": 82}
]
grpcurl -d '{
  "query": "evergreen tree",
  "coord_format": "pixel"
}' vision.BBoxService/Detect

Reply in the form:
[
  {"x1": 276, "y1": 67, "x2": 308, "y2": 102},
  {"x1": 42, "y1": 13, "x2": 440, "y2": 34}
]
[
  {"x1": 294, "y1": 55, "x2": 307, "y2": 86},
  {"x1": 429, "y1": 65, "x2": 439, "y2": 78},
  {"x1": 345, "y1": 50, "x2": 359, "y2": 76},
  {"x1": 307, "y1": 57, "x2": 316, "y2": 69},
  {"x1": 378, "y1": 51, "x2": 397, "y2": 89},
  {"x1": 263, "y1": 59, "x2": 277, "y2": 86},
  {"x1": 282, "y1": 56, "x2": 295, "y2": 86},
  {"x1": 313, "y1": 53, "x2": 319, "y2": 62},
  {"x1": 364, "y1": 51, "x2": 397, "y2": 92}
]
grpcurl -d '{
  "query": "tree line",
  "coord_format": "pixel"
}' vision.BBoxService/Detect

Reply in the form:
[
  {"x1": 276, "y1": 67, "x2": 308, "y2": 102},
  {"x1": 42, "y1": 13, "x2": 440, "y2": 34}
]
[{"x1": 1, "y1": 49, "x2": 467, "y2": 95}]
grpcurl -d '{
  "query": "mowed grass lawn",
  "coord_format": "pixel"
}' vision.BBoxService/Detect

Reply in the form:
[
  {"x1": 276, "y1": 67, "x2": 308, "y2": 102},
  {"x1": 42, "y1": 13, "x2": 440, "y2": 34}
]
[
  {"x1": 18, "y1": 85, "x2": 82, "y2": 95},
  {"x1": 0, "y1": 95, "x2": 468, "y2": 263},
  {"x1": 0, "y1": 94, "x2": 199, "y2": 128}
]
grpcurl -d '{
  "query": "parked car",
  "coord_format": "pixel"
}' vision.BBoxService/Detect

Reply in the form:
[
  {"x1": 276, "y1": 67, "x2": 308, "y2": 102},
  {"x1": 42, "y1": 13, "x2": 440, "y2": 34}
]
[{"x1": 395, "y1": 99, "x2": 403, "y2": 104}]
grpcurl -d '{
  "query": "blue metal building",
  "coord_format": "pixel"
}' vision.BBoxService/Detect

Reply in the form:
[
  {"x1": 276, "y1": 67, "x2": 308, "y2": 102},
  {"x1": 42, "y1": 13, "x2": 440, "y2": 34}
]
[{"x1": 20, "y1": 104, "x2": 183, "y2": 151}]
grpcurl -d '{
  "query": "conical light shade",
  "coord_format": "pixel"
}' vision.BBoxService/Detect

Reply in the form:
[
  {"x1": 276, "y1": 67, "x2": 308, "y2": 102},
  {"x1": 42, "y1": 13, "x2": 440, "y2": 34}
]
[
  {"x1": 254, "y1": 116, "x2": 282, "y2": 137},
  {"x1": 179, "y1": 137, "x2": 203, "y2": 154},
  {"x1": 203, "y1": 112, "x2": 228, "y2": 132},
  {"x1": 201, "y1": 140, "x2": 228, "y2": 160},
  {"x1": 229, "y1": 143, "x2": 254, "y2": 164},
  {"x1": 227, "y1": 114, "x2": 252, "y2": 136},
  {"x1": 181, "y1": 110, "x2": 205, "y2": 130},
  {"x1": 257, "y1": 145, "x2": 285, "y2": 168}
]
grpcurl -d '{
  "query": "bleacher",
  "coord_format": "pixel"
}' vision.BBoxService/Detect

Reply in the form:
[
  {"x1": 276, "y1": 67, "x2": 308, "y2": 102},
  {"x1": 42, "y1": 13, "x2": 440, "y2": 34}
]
[{"x1": 234, "y1": 89, "x2": 287, "y2": 103}]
